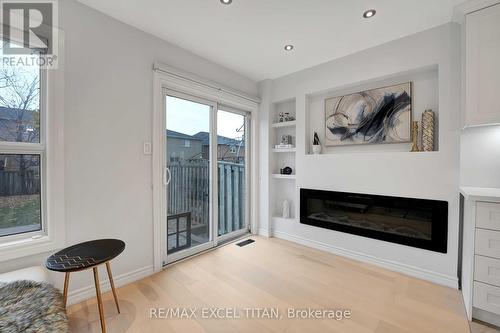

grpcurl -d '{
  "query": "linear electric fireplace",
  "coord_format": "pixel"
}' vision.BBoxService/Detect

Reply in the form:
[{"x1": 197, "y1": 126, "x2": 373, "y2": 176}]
[{"x1": 300, "y1": 189, "x2": 448, "y2": 253}]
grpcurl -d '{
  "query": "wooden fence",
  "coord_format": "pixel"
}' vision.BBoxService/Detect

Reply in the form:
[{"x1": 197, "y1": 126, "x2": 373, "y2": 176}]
[
  {"x1": 167, "y1": 160, "x2": 245, "y2": 236},
  {"x1": 0, "y1": 170, "x2": 39, "y2": 196}
]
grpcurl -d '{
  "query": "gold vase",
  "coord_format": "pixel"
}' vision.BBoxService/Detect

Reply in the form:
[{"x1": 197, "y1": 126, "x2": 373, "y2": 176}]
[
  {"x1": 421, "y1": 110, "x2": 435, "y2": 152},
  {"x1": 410, "y1": 121, "x2": 420, "y2": 152}
]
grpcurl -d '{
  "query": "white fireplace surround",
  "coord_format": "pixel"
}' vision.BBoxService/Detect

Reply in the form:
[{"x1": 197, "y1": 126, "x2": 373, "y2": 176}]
[{"x1": 258, "y1": 23, "x2": 461, "y2": 288}]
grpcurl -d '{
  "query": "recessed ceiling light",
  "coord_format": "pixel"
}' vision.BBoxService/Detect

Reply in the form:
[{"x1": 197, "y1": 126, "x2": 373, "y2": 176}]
[
  {"x1": 363, "y1": 9, "x2": 376, "y2": 18},
  {"x1": 220, "y1": 0, "x2": 232, "y2": 4},
  {"x1": 284, "y1": 45, "x2": 294, "y2": 51}
]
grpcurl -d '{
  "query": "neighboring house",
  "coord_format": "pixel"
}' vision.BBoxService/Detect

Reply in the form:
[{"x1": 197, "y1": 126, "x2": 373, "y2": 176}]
[
  {"x1": 166, "y1": 130, "x2": 245, "y2": 164},
  {"x1": 193, "y1": 131, "x2": 245, "y2": 163},
  {"x1": 166, "y1": 130, "x2": 203, "y2": 162},
  {"x1": 0, "y1": 106, "x2": 39, "y2": 144}
]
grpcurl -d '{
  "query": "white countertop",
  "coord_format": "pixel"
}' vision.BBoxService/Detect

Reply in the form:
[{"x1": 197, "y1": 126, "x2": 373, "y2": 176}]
[{"x1": 460, "y1": 186, "x2": 500, "y2": 201}]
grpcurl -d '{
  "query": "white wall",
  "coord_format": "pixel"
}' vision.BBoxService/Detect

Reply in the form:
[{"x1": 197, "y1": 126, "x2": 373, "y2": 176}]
[
  {"x1": 258, "y1": 79, "x2": 272, "y2": 236},
  {"x1": 0, "y1": 0, "x2": 257, "y2": 301},
  {"x1": 259, "y1": 23, "x2": 462, "y2": 287},
  {"x1": 307, "y1": 67, "x2": 439, "y2": 154},
  {"x1": 461, "y1": 126, "x2": 500, "y2": 187}
]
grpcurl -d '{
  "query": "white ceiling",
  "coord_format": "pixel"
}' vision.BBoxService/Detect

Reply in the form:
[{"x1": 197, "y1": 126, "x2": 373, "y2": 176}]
[{"x1": 78, "y1": 0, "x2": 464, "y2": 81}]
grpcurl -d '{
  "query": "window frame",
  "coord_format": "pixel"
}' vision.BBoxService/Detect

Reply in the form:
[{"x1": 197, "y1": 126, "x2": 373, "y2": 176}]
[
  {"x1": 0, "y1": 49, "x2": 47, "y2": 241},
  {"x1": 0, "y1": 32, "x2": 65, "y2": 261},
  {"x1": 0, "y1": 153, "x2": 46, "y2": 242}
]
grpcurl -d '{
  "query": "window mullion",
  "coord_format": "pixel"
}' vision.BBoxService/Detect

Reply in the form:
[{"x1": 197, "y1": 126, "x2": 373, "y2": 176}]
[{"x1": 0, "y1": 144, "x2": 45, "y2": 153}]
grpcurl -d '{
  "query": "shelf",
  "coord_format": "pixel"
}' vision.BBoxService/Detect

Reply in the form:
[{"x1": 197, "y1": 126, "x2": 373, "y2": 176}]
[
  {"x1": 272, "y1": 148, "x2": 296, "y2": 153},
  {"x1": 271, "y1": 174, "x2": 296, "y2": 180},
  {"x1": 271, "y1": 121, "x2": 296, "y2": 128},
  {"x1": 272, "y1": 216, "x2": 296, "y2": 222},
  {"x1": 304, "y1": 150, "x2": 439, "y2": 158}
]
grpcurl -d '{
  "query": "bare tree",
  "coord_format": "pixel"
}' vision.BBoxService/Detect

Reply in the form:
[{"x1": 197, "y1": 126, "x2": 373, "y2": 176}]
[{"x1": 0, "y1": 67, "x2": 40, "y2": 142}]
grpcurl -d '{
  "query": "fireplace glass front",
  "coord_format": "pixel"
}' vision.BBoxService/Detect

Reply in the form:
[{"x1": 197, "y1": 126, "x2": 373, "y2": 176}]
[{"x1": 300, "y1": 189, "x2": 448, "y2": 253}]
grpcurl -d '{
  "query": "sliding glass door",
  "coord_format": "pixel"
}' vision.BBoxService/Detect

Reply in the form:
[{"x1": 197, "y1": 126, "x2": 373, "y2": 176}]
[
  {"x1": 165, "y1": 93, "x2": 215, "y2": 263},
  {"x1": 217, "y1": 108, "x2": 250, "y2": 241},
  {"x1": 163, "y1": 92, "x2": 250, "y2": 264}
]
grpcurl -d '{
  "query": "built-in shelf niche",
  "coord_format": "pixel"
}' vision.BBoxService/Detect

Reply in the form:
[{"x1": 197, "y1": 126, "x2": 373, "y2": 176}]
[
  {"x1": 272, "y1": 174, "x2": 296, "y2": 179},
  {"x1": 274, "y1": 99, "x2": 296, "y2": 123},
  {"x1": 270, "y1": 98, "x2": 297, "y2": 221},
  {"x1": 271, "y1": 120, "x2": 296, "y2": 128},
  {"x1": 272, "y1": 216, "x2": 295, "y2": 223},
  {"x1": 272, "y1": 148, "x2": 296, "y2": 153},
  {"x1": 272, "y1": 180, "x2": 296, "y2": 219},
  {"x1": 305, "y1": 65, "x2": 440, "y2": 156}
]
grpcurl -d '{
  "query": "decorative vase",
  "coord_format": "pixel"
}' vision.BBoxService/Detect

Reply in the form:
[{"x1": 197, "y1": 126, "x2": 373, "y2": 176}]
[
  {"x1": 421, "y1": 110, "x2": 435, "y2": 152},
  {"x1": 410, "y1": 121, "x2": 420, "y2": 152},
  {"x1": 312, "y1": 145, "x2": 322, "y2": 154},
  {"x1": 282, "y1": 200, "x2": 290, "y2": 219}
]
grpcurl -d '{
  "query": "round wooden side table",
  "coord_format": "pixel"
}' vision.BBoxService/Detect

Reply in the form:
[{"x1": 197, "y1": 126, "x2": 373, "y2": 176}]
[{"x1": 46, "y1": 239, "x2": 125, "y2": 333}]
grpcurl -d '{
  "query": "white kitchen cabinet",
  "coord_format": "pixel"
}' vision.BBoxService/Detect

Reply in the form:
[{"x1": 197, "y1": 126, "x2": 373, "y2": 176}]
[
  {"x1": 465, "y1": 3, "x2": 500, "y2": 127},
  {"x1": 461, "y1": 187, "x2": 500, "y2": 327}
]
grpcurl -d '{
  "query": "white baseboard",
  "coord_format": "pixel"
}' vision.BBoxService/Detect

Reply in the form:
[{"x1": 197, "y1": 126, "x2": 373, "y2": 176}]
[
  {"x1": 272, "y1": 230, "x2": 458, "y2": 289},
  {"x1": 67, "y1": 265, "x2": 154, "y2": 306},
  {"x1": 473, "y1": 307, "x2": 500, "y2": 327},
  {"x1": 258, "y1": 228, "x2": 271, "y2": 237}
]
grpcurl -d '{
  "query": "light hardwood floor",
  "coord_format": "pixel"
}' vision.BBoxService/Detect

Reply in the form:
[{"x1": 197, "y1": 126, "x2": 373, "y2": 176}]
[{"x1": 68, "y1": 236, "x2": 473, "y2": 333}]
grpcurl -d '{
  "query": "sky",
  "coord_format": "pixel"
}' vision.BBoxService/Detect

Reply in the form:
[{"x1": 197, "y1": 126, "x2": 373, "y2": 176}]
[
  {"x1": 166, "y1": 96, "x2": 245, "y2": 140},
  {"x1": 0, "y1": 44, "x2": 40, "y2": 111}
]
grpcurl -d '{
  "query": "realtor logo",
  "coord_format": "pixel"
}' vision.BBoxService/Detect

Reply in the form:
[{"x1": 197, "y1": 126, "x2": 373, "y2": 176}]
[{"x1": 1, "y1": 0, "x2": 58, "y2": 67}]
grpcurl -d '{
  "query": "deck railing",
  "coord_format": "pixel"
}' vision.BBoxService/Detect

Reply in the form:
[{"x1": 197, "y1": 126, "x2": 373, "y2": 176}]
[
  {"x1": 167, "y1": 160, "x2": 245, "y2": 239},
  {"x1": 217, "y1": 161, "x2": 246, "y2": 236}
]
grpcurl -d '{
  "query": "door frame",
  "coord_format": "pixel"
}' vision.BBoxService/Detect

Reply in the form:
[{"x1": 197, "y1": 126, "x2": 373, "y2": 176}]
[
  {"x1": 216, "y1": 106, "x2": 252, "y2": 243},
  {"x1": 152, "y1": 63, "x2": 260, "y2": 272},
  {"x1": 163, "y1": 90, "x2": 218, "y2": 264}
]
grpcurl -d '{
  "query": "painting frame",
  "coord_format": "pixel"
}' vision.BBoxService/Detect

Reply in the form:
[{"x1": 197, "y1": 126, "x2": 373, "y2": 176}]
[{"x1": 324, "y1": 82, "x2": 413, "y2": 147}]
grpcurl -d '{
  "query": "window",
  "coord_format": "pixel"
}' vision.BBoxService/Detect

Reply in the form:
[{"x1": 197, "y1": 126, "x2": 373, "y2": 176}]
[
  {"x1": 184, "y1": 139, "x2": 191, "y2": 148},
  {"x1": 0, "y1": 42, "x2": 44, "y2": 239}
]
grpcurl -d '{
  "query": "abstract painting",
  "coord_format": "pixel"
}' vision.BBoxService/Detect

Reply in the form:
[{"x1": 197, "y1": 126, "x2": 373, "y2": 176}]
[{"x1": 325, "y1": 82, "x2": 412, "y2": 146}]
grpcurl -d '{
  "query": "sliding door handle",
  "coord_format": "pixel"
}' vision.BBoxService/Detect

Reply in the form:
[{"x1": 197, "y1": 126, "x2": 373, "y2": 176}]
[{"x1": 163, "y1": 167, "x2": 171, "y2": 186}]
